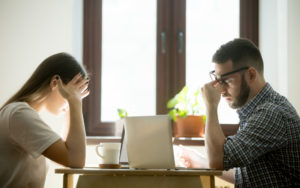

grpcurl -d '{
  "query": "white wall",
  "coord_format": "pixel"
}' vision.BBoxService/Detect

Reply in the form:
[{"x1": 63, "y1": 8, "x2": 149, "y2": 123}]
[
  {"x1": 0, "y1": 0, "x2": 83, "y2": 106},
  {"x1": 260, "y1": 0, "x2": 300, "y2": 113},
  {"x1": 287, "y1": 0, "x2": 300, "y2": 114}
]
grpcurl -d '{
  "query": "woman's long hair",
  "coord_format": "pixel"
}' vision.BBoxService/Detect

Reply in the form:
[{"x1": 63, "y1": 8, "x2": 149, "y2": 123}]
[{"x1": 1, "y1": 52, "x2": 88, "y2": 110}]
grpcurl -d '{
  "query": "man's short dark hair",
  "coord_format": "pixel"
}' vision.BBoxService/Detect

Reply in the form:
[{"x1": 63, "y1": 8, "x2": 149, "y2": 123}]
[{"x1": 212, "y1": 38, "x2": 264, "y2": 74}]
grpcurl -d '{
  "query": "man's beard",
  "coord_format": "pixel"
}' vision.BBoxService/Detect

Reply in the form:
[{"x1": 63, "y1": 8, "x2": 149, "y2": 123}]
[{"x1": 231, "y1": 74, "x2": 250, "y2": 109}]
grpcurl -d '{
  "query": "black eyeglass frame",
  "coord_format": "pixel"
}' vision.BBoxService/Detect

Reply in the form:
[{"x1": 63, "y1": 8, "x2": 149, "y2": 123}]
[{"x1": 209, "y1": 66, "x2": 249, "y2": 83}]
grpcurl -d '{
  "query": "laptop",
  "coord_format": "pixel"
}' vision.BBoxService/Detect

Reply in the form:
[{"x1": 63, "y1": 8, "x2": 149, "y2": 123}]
[{"x1": 121, "y1": 115, "x2": 176, "y2": 169}]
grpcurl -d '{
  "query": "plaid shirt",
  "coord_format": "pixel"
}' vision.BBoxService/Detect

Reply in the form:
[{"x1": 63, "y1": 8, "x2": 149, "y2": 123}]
[{"x1": 223, "y1": 83, "x2": 300, "y2": 187}]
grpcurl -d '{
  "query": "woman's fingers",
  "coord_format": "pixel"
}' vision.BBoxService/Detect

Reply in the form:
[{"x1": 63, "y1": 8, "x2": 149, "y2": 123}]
[
  {"x1": 68, "y1": 73, "x2": 89, "y2": 91},
  {"x1": 55, "y1": 75, "x2": 66, "y2": 93},
  {"x1": 55, "y1": 73, "x2": 90, "y2": 101},
  {"x1": 70, "y1": 73, "x2": 83, "y2": 84},
  {"x1": 69, "y1": 72, "x2": 89, "y2": 91},
  {"x1": 56, "y1": 75, "x2": 62, "y2": 86},
  {"x1": 77, "y1": 78, "x2": 89, "y2": 92},
  {"x1": 80, "y1": 83, "x2": 89, "y2": 93},
  {"x1": 55, "y1": 75, "x2": 72, "y2": 99},
  {"x1": 70, "y1": 73, "x2": 89, "y2": 99},
  {"x1": 81, "y1": 88, "x2": 90, "y2": 99}
]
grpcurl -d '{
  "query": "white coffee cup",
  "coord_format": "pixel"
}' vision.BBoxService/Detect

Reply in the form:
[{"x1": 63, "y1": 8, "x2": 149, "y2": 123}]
[{"x1": 95, "y1": 143, "x2": 121, "y2": 164}]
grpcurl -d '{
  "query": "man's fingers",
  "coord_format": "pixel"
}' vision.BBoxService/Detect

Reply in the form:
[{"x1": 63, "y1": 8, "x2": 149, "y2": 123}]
[
  {"x1": 212, "y1": 80, "x2": 220, "y2": 88},
  {"x1": 184, "y1": 160, "x2": 191, "y2": 168}
]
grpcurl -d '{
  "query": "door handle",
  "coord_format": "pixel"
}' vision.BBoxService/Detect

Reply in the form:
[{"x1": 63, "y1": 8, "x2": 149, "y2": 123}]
[
  {"x1": 161, "y1": 31, "x2": 166, "y2": 54},
  {"x1": 178, "y1": 31, "x2": 183, "y2": 53}
]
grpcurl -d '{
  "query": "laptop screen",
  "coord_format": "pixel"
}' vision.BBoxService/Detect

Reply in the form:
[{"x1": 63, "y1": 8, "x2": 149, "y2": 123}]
[{"x1": 123, "y1": 115, "x2": 175, "y2": 169}]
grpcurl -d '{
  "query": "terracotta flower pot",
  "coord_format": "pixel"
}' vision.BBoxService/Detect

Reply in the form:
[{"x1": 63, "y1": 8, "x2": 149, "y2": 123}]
[{"x1": 173, "y1": 115, "x2": 205, "y2": 137}]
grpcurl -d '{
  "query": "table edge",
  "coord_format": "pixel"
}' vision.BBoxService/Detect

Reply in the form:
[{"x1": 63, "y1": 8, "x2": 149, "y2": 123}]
[{"x1": 55, "y1": 167, "x2": 223, "y2": 176}]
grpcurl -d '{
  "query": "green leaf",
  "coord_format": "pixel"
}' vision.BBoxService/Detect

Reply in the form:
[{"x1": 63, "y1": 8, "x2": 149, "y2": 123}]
[
  {"x1": 117, "y1": 108, "x2": 128, "y2": 118},
  {"x1": 193, "y1": 88, "x2": 201, "y2": 97},
  {"x1": 168, "y1": 109, "x2": 178, "y2": 122},
  {"x1": 178, "y1": 110, "x2": 188, "y2": 118},
  {"x1": 167, "y1": 96, "x2": 179, "y2": 109},
  {"x1": 202, "y1": 115, "x2": 206, "y2": 124},
  {"x1": 167, "y1": 86, "x2": 188, "y2": 109}
]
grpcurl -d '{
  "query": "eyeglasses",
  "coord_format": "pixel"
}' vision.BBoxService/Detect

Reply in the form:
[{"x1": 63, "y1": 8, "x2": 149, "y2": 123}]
[{"x1": 209, "y1": 66, "x2": 249, "y2": 84}]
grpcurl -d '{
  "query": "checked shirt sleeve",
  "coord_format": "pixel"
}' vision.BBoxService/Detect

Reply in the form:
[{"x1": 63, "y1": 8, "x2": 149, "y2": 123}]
[{"x1": 223, "y1": 105, "x2": 288, "y2": 170}]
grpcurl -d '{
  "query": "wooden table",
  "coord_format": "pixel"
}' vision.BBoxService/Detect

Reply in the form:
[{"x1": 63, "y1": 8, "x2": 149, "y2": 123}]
[{"x1": 55, "y1": 167, "x2": 222, "y2": 188}]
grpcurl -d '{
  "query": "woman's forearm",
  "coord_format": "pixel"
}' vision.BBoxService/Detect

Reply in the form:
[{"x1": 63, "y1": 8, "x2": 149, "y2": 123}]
[{"x1": 64, "y1": 99, "x2": 86, "y2": 167}]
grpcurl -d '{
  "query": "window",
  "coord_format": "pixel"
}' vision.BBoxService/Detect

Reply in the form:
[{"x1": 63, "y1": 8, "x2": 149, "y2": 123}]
[
  {"x1": 83, "y1": 0, "x2": 258, "y2": 136},
  {"x1": 186, "y1": 0, "x2": 239, "y2": 123},
  {"x1": 101, "y1": 0, "x2": 157, "y2": 122}
]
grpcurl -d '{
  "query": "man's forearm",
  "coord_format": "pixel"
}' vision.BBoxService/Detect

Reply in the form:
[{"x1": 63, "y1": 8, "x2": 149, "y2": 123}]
[
  {"x1": 218, "y1": 169, "x2": 235, "y2": 184},
  {"x1": 205, "y1": 107, "x2": 225, "y2": 169}
]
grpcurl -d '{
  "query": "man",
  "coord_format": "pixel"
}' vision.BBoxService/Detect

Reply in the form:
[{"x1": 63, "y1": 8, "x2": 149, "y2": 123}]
[{"x1": 179, "y1": 38, "x2": 300, "y2": 187}]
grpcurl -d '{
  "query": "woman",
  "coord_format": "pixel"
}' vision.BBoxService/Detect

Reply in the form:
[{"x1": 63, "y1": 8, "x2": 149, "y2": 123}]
[{"x1": 0, "y1": 53, "x2": 89, "y2": 188}]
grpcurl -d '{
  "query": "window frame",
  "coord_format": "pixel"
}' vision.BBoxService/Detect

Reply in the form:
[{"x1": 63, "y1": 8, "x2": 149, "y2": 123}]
[{"x1": 83, "y1": 0, "x2": 259, "y2": 137}]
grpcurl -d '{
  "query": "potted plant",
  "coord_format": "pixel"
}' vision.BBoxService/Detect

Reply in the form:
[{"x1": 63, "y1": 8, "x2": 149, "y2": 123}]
[{"x1": 167, "y1": 86, "x2": 206, "y2": 137}]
